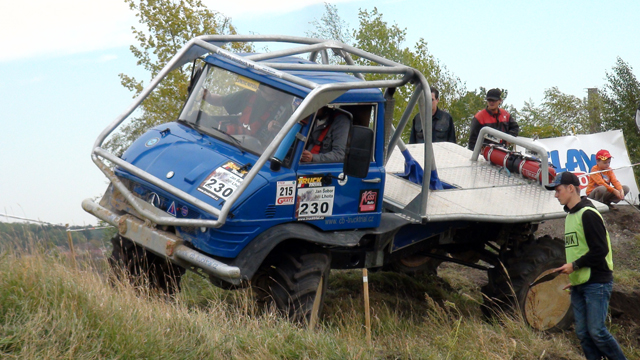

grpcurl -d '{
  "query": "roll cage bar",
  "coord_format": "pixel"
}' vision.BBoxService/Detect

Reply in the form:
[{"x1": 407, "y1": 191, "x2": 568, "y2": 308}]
[{"x1": 89, "y1": 35, "x2": 434, "y2": 229}]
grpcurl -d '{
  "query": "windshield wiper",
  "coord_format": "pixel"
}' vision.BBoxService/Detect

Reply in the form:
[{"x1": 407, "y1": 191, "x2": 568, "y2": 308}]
[{"x1": 177, "y1": 119, "x2": 243, "y2": 149}]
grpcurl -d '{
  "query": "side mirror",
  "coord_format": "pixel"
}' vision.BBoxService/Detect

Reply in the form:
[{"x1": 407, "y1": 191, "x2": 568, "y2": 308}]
[{"x1": 343, "y1": 125, "x2": 373, "y2": 178}]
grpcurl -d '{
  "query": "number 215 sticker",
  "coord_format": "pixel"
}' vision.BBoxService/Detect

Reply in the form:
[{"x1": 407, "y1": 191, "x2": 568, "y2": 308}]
[{"x1": 276, "y1": 181, "x2": 296, "y2": 205}]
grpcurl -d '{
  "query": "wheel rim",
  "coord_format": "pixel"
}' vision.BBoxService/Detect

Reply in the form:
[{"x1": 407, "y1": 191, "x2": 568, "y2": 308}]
[
  {"x1": 399, "y1": 254, "x2": 430, "y2": 268},
  {"x1": 524, "y1": 269, "x2": 572, "y2": 330}
]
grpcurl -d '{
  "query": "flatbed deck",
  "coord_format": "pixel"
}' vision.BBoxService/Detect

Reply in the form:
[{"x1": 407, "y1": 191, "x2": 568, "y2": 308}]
[{"x1": 384, "y1": 142, "x2": 607, "y2": 223}]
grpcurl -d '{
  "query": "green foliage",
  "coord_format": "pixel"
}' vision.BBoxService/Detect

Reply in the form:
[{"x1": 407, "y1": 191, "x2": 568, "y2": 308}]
[
  {"x1": 518, "y1": 87, "x2": 593, "y2": 139},
  {"x1": 600, "y1": 57, "x2": 640, "y2": 177},
  {"x1": 308, "y1": 5, "x2": 470, "y2": 143},
  {"x1": 306, "y1": 3, "x2": 352, "y2": 46},
  {"x1": 352, "y1": 8, "x2": 466, "y2": 143},
  {"x1": 449, "y1": 89, "x2": 487, "y2": 147},
  {"x1": 106, "y1": 0, "x2": 251, "y2": 155},
  {"x1": 0, "y1": 222, "x2": 112, "y2": 252}
]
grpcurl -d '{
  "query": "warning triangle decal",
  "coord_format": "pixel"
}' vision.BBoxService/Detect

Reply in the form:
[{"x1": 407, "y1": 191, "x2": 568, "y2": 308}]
[{"x1": 167, "y1": 201, "x2": 177, "y2": 217}]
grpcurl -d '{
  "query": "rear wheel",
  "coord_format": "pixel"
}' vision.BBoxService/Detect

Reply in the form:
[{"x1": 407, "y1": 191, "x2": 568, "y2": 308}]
[
  {"x1": 109, "y1": 235, "x2": 185, "y2": 295},
  {"x1": 482, "y1": 235, "x2": 573, "y2": 331},
  {"x1": 251, "y1": 244, "x2": 331, "y2": 323}
]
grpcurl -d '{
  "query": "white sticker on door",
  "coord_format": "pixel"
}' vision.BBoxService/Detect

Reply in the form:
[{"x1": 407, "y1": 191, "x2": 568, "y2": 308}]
[
  {"x1": 276, "y1": 181, "x2": 296, "y2": 205},
  {"x1": 296, "y1": 186, "x2": 334, "y2": 220}
]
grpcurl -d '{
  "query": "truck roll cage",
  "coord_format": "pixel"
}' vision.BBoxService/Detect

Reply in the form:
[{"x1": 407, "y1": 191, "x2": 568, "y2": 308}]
[{"x1": 86, "y1": 35, "x2": 434, "y2": 229}]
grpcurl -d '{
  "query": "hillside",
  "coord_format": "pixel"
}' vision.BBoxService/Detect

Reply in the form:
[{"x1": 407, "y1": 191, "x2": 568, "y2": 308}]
[{"x1": 0, "y1": 208, "x2": 638, "y2": 359}]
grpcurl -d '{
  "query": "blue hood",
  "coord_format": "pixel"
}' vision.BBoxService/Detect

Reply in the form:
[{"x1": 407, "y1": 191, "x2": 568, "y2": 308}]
[{"x1": 118, "y1": 123, "x2": 268, "y2": 213}]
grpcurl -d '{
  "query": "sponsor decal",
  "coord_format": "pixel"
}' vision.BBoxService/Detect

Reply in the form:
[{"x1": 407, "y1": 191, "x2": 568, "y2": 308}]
[
  {"x1": 145, "y1": 138, "x2": 159, "y2": 147},
  {"x1": 359, "y1": 189, "x2": 379, "y2": 213},
  {"x1": 296, "y1": 186, "x2": 334, "y2": 220},
  {"x1": 325, "y1": 215, "x2": 375, "y2": 225},
  {"x1": 234, "y1": 76, "x2": 260, "y2": 92},
  {"x1": 565, "y1": 232, "x2": 579, "y2": 248},
  {"x1": 297, "y1": 175, "x2": 330, "y2": 188},
  {"x1": 197, "y1": 162, "x2": 246, "y2": 201},
  {"x1": 276, "y1": 181, "x2": 296, "y2": 205},
  {"x1": 167, "y1": 201, "x2": 177, "y2": 217}
]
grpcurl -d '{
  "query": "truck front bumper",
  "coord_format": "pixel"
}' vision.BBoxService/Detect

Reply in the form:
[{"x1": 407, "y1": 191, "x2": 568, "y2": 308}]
[{"x1": 82, "y1": 198, "x2": 242, "y2": 284}]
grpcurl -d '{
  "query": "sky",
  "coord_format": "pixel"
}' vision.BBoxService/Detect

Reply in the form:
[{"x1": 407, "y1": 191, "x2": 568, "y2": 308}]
[{"x1": 1, "y1": 0, "x2": 639, "y2": 226}]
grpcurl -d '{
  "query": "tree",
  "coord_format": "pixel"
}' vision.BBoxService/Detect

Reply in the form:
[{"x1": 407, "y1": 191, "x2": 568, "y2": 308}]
[
  {"x1": 448, "y1": 89, "x2": 487, "y2": 147},
  {"x1": 106, "y1": 0, "x2": 251, "y2": 155},
  {"x1": 352, "y1": 8, "x2": 466, "y2": 142},
  {"x1": 517, "y1": 87, "x2": 592, "y2": 139},
  {"x1": 600, "y1": 57, "x2": 640, "y2": 176},
  {"x1": 306, "y1": 3, "x2": 352, "y2": 47}
]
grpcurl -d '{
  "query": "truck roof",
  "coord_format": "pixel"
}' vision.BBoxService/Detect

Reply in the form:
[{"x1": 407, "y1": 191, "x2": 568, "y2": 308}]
[{"x1": 204, "y1": 53, "x2": 385, "y2": 103}]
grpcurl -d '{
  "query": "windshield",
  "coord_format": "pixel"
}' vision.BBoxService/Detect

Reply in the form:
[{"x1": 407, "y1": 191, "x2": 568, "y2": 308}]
[{"x1": 179, "y1": 64, "x2": 302, "y2": 154}]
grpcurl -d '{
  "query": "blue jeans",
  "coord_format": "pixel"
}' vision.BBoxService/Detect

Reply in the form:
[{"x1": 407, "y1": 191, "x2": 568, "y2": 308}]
[{"x1": 571, "y1": 281, "x2": 627, "y2": 360}]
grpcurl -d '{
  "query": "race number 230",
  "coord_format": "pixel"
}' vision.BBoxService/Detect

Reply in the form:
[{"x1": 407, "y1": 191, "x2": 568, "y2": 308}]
[
  {"x1": 201, "y1": 177, "x2": 234, "y2": 198},
  {"x1": 299, "y1": 201, "x2": 331, "y2": 216}
]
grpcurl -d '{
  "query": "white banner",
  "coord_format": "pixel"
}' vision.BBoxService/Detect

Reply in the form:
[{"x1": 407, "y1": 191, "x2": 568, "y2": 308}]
[{"x1": 516, "y1": 130, "x2": 639, "y2": 203}]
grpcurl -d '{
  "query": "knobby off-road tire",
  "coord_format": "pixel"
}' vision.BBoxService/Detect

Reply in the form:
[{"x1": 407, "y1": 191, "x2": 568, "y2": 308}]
[
  {"x1": 482, "y1": 235, "x2": 573, "y2": 331},
  {"x1": 109, "y1": 235, "x2": 186, "y2": 296},
  {"x1": 251, "y1": 245, "x2": 331, "y2": 324}
]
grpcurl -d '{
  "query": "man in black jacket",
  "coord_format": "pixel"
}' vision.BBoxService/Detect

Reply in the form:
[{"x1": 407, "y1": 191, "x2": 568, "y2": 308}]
[
  {"x1": 546, "y1": 172, "x2": 627, "y2": 360},
  {"x1": 409, "y1": 87, "x2": 456, "y2": 144}
]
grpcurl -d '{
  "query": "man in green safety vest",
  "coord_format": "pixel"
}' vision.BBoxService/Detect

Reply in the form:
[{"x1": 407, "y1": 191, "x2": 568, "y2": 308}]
[{"x1": 545, "y1": 171, "x2": 627, "y2": 360}]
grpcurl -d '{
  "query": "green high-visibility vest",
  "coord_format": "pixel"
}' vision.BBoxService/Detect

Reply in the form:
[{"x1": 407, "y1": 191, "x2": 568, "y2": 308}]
[{"x1": 564, "y1": 207, "x2": 613, "y2": 286}]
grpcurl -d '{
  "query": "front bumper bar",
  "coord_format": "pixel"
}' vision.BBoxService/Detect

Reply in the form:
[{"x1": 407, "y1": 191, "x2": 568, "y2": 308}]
[{"x1": 82, "y1": 199, "x2": 241, "y2": 283}]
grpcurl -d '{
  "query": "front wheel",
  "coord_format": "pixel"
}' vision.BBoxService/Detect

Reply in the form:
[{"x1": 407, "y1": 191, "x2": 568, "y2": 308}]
[
  {"x1": 482, "y1": 235, "x2": 573, "y2": 331},
  {"x1": 251, "y1": 244, "x2": 331, "y2": 323}
]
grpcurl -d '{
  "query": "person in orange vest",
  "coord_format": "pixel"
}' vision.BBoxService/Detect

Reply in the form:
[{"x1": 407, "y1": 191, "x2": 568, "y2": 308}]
[
  {"x1": 467, "y1": 88, "x2": 519, "y2": 150},
  {"x1": 586, "y1": 149, "x2": 629, "y2": 209},
  {"x1": 300, "y1": 107, "x2": 350, "y2": 163}
]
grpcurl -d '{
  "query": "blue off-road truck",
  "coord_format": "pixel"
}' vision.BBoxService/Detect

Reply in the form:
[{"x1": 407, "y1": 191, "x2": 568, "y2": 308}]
[{"x1": 83, "y1": 35, "x2": 607, "y2": 330}]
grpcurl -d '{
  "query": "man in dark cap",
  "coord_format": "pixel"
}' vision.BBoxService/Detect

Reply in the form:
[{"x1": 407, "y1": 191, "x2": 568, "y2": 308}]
[
  {"x1": 409, "y1": 86, "x2": 456, "y2": 144},
  {"x1": 546, "y1": 172, "x2": 627, "y2": 360},
  {"x1": 467, "y1": 88, "x2": 519, "y2": 150}
]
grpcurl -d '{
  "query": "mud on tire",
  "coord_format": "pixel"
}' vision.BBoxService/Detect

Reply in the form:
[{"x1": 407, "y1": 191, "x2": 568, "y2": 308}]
[
  {"x1": 109, "y1": 235, "x2": 186, "y2": 295},
  {"x1": 251, "y1": 244, "x2": 331, "y2": 323},
  {"x1": 482, "y1": 235, "x2": 573, "y2": 331}
]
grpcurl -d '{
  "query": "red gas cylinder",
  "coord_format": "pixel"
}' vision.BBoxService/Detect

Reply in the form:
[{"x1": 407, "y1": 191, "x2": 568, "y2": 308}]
[{"x1": 482, "y1": 146, "x2": 556, "y2": 184}]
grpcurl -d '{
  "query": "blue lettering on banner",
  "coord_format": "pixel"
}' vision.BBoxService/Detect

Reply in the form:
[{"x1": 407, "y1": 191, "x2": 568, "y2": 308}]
[
  {"x1": 566, "y1": 149, "x2": 582, "y2": 172},
  {"x1": 548, "y1": 149, "x2": 598, "y2": 173}
]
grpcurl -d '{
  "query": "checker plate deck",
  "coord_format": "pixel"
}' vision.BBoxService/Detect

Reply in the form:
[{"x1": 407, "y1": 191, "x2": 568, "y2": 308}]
[{"x1": 384, "y1": 142, "x2": 606, "y2": 223}]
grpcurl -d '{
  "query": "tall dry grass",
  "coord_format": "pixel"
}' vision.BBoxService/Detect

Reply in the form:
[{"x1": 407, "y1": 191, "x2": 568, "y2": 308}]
[{"x1": 0, "y1": 230, "x2": 635, "y2": 359}]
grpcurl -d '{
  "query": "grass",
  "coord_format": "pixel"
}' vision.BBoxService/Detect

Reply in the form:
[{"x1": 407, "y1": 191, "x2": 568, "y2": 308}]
[{"x1": 0, "y1": 231, "x2": 638, "y2": 359}]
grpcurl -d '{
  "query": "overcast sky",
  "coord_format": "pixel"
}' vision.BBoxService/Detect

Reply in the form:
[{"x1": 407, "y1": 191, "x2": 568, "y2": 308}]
[{"x1": 1, "y1": 0, "x2": 639, "y2": 226}]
